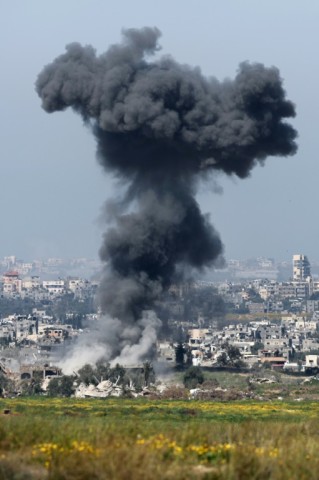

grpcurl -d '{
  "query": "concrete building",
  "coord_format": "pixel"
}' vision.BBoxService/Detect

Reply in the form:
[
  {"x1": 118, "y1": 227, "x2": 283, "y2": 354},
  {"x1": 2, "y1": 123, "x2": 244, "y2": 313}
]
[
  {"x1": 42, "y1": 279, "x2": 65, "y2": 296},
  {"x1": 2, "y1": 271, "x2": 22, "y2": 297},
  {"x1": 293, "y1": 254, "x2": 311, "y2": 281}
]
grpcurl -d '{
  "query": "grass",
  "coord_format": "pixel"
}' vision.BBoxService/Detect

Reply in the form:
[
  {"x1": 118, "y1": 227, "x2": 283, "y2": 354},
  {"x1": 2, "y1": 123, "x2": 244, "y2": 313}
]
[
  {"x1": 175, "y1": 368, "x2": 319, "y2": 401},
  {"x1": 0, "y1": 397, "x2": 319, "y2": 478}
]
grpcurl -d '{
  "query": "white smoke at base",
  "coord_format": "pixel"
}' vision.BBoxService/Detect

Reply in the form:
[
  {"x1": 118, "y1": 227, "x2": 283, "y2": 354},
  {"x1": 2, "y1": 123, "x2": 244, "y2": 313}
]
[
  {"x1": 110, "y1": 311, "x2": 161, "y2": 366},
  {"x1": 59, "y1": 342, "x2": 108, "y2": 376},
  {"x1": 59, "y1": 311, "x2": 161, "y2": 374}
]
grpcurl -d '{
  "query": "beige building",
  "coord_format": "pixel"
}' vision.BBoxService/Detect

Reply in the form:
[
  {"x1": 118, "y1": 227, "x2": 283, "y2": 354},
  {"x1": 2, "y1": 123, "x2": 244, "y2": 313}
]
[{"x1": 2, "y1": 271, "x2": 22, "y2": 296}]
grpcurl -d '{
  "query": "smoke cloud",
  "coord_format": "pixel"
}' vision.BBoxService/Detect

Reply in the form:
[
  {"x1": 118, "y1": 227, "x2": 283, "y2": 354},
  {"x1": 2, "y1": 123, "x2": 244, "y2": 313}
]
[{"x1": 36, "y1": 27, "x2": 297, "y2": 366}]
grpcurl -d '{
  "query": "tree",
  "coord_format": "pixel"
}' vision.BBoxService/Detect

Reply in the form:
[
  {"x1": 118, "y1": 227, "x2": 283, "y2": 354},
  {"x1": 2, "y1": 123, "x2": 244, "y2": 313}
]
[
  {"x1": 227, "y1": 345, "x2": 242, "y2": 365},
  {"x1": 47, "y1": 375, "x2": 75, "y2": 397},
  {"x1": 183, "y1": 366, "x2": 204, "y2": 389},
  {"x1": 142, "y1": 362, "x2": 155, "y2": 387},
  {"x1": 218, "y1": 343, "x2": 245, "y2": 368},
  {"x1": 216, "y1": 351, "x2": 228, "y2": 366},
  {"x1": 175, "y1": 342, "x2": 185, "y2": 367},
  {"x1": 109, "y1": 364, "x2": 126, "y2": 384},
  {"x1": 95, "y1": 360, "x2": 111, "y2": 382},
  {"x1": 251, "y1": 342, "x2": 264, "y2": 355},
  {"x1": 77, "y1": 364, "x2": 98, "y2": 386}
]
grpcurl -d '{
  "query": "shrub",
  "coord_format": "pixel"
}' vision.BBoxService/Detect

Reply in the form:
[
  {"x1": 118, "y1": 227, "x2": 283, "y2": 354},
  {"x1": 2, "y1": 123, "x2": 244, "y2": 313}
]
[
  {"x1": 77, "y1": 364, "x2": 98, "y2": 386},
  {"x1": 47, "y1": 375, "x2": 75, "y2": 397},
  {"x1": 160, "y1": 386, "x2": 189, "y2": 399},
  {"x1": 183, "y1": 366, "x2": 204, "y2": 389}
]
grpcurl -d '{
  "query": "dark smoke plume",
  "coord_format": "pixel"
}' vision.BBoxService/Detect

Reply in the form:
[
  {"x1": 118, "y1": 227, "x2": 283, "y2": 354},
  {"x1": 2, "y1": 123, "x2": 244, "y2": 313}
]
[{"x1": 36, "y1": 27, "x2": 297, "y2": 365}]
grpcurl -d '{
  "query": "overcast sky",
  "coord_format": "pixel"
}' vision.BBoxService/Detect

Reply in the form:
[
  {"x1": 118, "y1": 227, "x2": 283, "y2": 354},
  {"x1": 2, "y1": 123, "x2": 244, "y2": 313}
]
[{"x1": 0, "y1": 1, "x2": 318, "y2": 263}]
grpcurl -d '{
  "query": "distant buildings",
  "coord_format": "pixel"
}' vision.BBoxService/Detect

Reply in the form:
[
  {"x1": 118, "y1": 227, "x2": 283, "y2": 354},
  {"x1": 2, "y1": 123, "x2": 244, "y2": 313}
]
[
  {"x1": 1, "y1": 270, "x2": 97, "y2": 301},
  {"x1": 2, "y1": 271, "x2": 22, "y2": 296},
  {"x1": 293, "y1": 254, "x2": 311, "y2": 281}
]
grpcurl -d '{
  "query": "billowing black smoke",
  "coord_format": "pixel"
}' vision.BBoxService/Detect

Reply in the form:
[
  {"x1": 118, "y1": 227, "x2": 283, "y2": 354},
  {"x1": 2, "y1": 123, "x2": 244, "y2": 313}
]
[{"x1": 36, "y1": 27, "x2": 297, "y2": 364}]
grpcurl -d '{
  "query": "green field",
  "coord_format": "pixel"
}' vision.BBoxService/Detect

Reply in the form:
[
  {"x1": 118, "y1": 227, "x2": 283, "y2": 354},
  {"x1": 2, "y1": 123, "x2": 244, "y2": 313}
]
[{"x1": 0, "y1": 397, "x2": 319, "y2": 479}]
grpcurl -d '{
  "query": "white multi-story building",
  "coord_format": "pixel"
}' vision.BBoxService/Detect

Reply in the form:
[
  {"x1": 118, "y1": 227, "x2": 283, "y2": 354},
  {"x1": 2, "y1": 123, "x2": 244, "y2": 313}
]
[{"x1": 42, "y1": 279, "x2": 65, "y2": 296}]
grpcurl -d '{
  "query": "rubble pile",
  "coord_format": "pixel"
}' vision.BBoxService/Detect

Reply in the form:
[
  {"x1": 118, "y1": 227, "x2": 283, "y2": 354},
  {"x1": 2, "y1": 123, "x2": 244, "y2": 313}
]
[
  {"x1": 75, "y1": 380, "x2": 123, "y2": 398},
  {"x1": 248, "y1": 377, "x2": 277, "y2": 384},
  {"x1": 189, "y1": 387, "x2": 251, "y2": 401}
]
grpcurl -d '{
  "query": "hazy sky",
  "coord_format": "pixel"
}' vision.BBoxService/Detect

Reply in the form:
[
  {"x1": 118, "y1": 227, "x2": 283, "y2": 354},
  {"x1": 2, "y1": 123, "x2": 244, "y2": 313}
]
[{"x1": 1, "y1": 1, "x2": 318, "y2": 263}]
